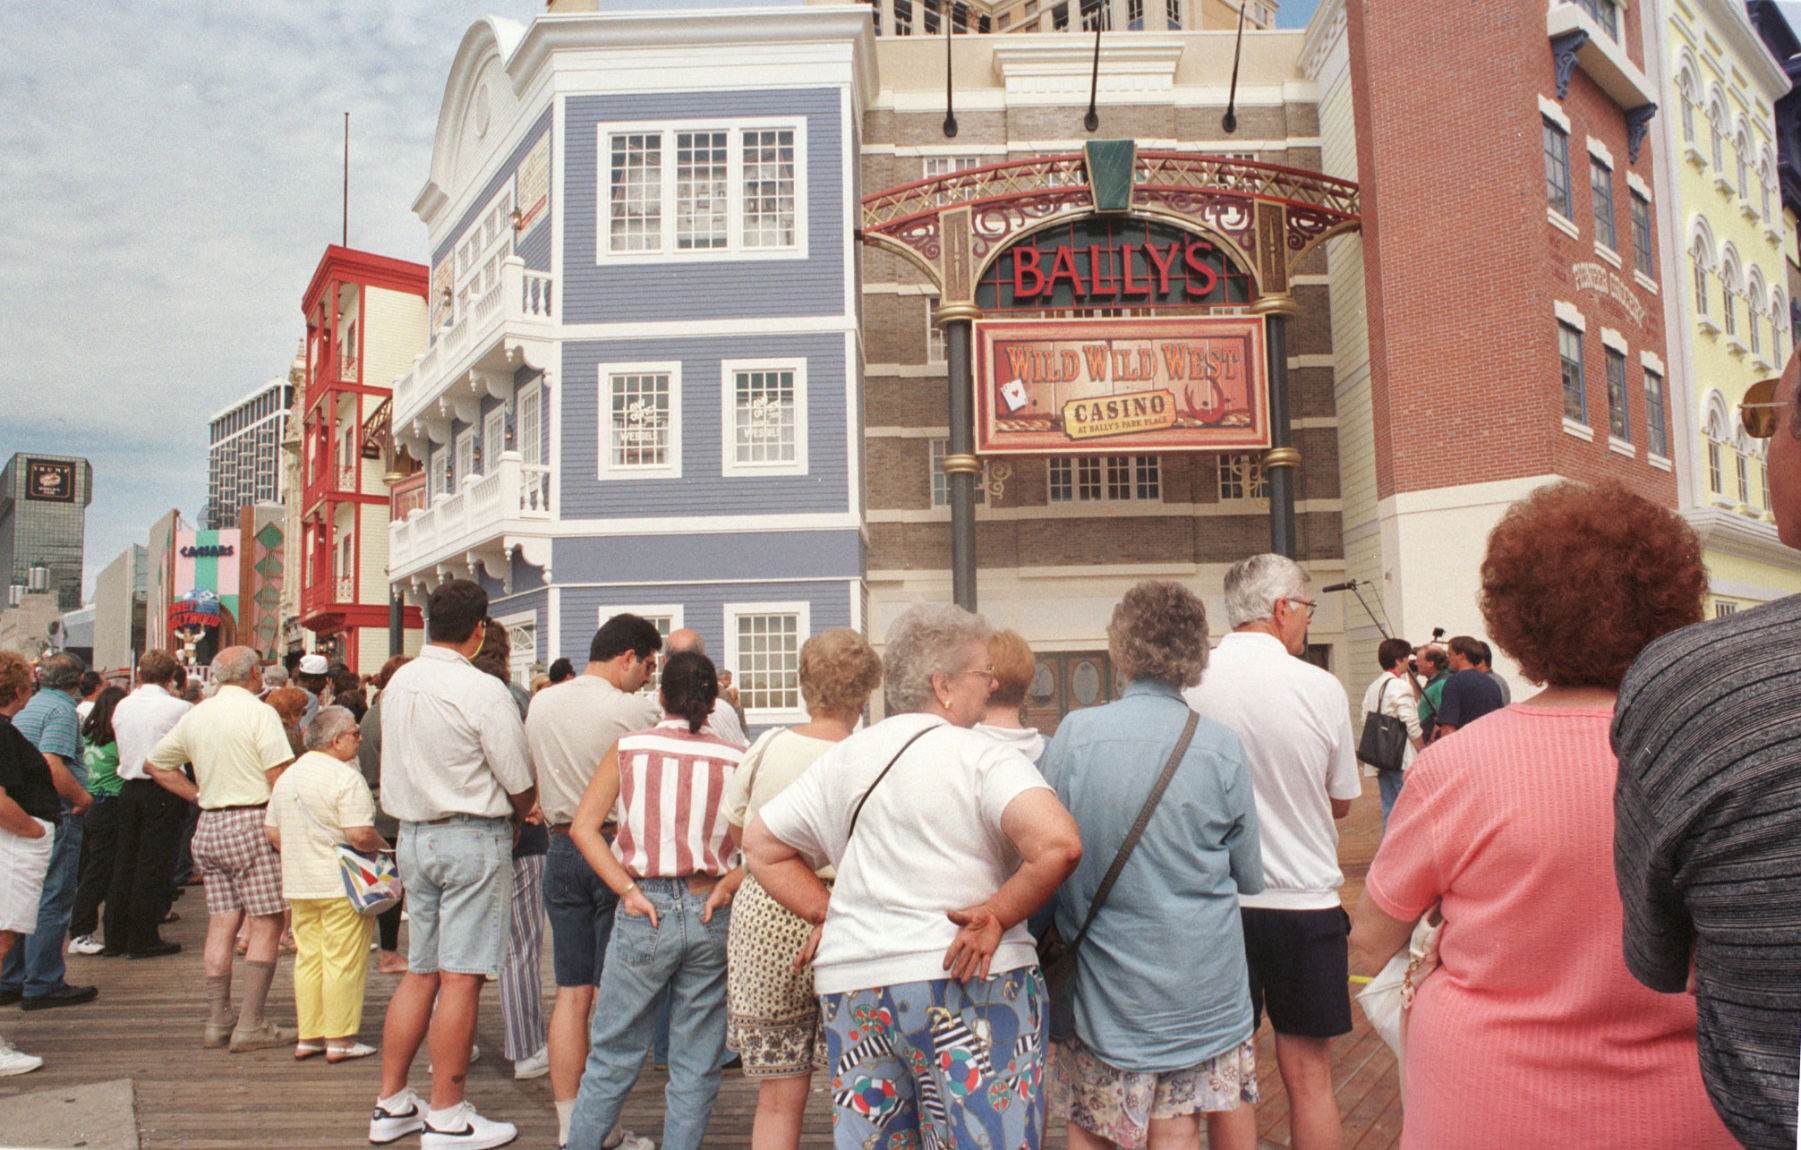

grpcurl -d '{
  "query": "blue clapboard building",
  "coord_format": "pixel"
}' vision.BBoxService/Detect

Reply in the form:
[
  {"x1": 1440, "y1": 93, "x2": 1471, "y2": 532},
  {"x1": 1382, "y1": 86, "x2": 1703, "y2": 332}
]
[{"x1": 388, "y1": 4, "x2": 872, "y2": 726}]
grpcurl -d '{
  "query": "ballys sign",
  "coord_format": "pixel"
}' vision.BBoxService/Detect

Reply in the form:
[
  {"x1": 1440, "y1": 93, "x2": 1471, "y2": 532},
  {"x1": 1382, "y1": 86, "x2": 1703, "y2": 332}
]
[{"x1": 975, "y1": 216, "x2": 1253, "y2": 311}]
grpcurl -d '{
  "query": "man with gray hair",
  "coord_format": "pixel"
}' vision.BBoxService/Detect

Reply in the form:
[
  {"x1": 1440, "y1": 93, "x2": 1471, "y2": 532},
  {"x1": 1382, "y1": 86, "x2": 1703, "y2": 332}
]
[
  {"x1": 146, "y1": 646, "x2": 297, "y2": 1052},
  {"x1": 0, "y1": 653, "x2": 98, "y2": 1010},
  {"x1": 258, "y1": 663, "x2": 289, "y2": 699},
  {"x1": 1184, "y1": 554, "x2": 1360, "y2": 1150}
]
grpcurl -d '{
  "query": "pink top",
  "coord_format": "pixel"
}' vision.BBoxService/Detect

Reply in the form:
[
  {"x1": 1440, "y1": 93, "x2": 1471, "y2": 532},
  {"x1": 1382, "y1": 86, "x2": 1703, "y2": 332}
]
[
  {"x1": 612, "y1": 719, "x2": 744, "y2": 879},
  {"x1": 1367, "y1": 705, "x2": 1734, "y2": 1150}
]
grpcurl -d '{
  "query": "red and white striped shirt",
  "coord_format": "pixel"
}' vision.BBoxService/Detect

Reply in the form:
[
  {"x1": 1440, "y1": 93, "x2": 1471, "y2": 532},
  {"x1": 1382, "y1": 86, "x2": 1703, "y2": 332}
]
[{"x1": 612, "y1": 719, "x2": 744, "y2": 878}]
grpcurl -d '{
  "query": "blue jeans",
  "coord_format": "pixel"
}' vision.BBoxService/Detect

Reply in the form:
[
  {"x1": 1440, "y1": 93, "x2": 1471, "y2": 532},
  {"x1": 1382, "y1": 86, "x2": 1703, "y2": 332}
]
[
  {"x1": 1, "y1": 812, "x2": 83, "y2": 996},
  {"x1": 567, "y1": 877, "x2": 731, "y2": 1150},
  {"x1": 1378, "y1": 770, "x2": 1406, "y2": 830},
  {"x1": 543, "y1": 833, "x2": 618, "y2": 987}
]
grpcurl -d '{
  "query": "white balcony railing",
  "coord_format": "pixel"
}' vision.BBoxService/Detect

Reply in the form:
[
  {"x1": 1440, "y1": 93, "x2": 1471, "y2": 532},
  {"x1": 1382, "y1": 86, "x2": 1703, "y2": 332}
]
[
  {"x1": 393, "y1": 258, "x2": 554, "y2": 432},
  {"x1": 389, "y1": 451, "x2": 552, "y2": 578}
]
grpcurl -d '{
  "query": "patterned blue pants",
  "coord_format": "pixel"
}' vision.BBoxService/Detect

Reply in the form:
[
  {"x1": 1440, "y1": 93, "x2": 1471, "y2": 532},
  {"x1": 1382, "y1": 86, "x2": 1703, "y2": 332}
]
[{"x1": 822, "y1": 966, "x2": 1048, "y2": 1150}]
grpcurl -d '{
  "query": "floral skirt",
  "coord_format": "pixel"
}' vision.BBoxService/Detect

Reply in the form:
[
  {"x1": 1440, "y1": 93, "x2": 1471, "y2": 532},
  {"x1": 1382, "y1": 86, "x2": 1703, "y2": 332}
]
[
  {"x1": 1050, "y1": 1033, "x2": 1257, "y2": 1149},
  {"x1": 725, "y1": 874, "x2": 829, "y2": 1077}
]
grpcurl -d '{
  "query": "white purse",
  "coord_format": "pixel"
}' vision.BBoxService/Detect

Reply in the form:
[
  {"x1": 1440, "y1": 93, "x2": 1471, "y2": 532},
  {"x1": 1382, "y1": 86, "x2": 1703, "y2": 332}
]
[{"x1": 1356, "y1": 905, "x2": 1444, "y2": 1063}]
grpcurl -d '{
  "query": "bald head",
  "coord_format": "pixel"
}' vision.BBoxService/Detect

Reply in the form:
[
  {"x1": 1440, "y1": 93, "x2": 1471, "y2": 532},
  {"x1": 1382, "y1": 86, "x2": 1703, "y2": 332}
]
[
  {"x1": 666, "y1": 628, "x2": 707, "y2": 656},
  {"x1": 212, "y1": 646, "x2": 261, "y2": 688}
]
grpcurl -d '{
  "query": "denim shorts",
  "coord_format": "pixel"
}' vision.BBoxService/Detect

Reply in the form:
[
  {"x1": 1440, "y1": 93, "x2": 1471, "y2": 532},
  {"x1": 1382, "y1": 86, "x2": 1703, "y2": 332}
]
[
  {"x1": 398, "y1": 816, "x2": 513, "y2": 977},
  {"x1": 544, "y1": 832, "x2": 618, "y2": 987}
]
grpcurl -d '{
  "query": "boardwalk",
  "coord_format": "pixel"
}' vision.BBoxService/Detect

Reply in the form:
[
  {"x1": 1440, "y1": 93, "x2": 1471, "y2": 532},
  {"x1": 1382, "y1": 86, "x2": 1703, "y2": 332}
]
[{"x1": 0, "y1": 785, "x2": 1398, "y2": 1149}]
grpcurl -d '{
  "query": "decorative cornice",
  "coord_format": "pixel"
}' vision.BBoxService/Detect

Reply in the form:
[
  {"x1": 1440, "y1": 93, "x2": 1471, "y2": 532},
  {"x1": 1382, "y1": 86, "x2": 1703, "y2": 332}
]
[
  {"x1": 1626, "y1": 103, "x2": 1659, "y2": 163},
  {"x1": 1552, "y1": 28, "x2": 1589, "y2": 101},
  {"x1": 1683, "y1": 506, "x2": 1801, "y2": 568}
]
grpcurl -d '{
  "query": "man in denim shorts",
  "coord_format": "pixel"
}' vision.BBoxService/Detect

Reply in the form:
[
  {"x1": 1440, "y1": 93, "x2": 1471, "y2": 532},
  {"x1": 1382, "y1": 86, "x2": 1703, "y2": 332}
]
[
  {"x1": 146, "y1": 647, "x2": 296, "y2": 1052},
  {"x1": 370, "y1": 580, "x2": 537, "y2": 1150}
]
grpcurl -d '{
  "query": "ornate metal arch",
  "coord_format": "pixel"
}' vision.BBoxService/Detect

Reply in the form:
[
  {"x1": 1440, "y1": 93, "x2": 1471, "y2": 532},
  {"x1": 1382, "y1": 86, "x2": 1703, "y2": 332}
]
[{"x1": 860, "y1": 145, "x2": 1360, "y2": 305}]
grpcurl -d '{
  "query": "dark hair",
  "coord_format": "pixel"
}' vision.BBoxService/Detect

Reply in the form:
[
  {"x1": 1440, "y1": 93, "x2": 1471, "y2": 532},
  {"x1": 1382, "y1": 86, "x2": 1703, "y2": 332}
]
[
  {"x1": 1377, "y1": 638, "x2": 1412, "y2": 671},
  {"x1": 547, "y1": 657, "x2": 575, "y2": 683},
  {"x1": 138, "y1": 650, "x2": 179, "y2": 686},
  {"x1": 1474, "y1": 639, "x2": 1494, "y2": 667},
  {"x1": 1447, "y1": 635, "x2": 1484, "y2": 665},
  {"x1": 1481, "y1": 481, "x2": 1706, "y2": 688},
  {"x1": 81, "y1": 685, "x2": 127, "y2": 746},
  {"x1": 659, "y1": 650, "x2": 717, "y2": 734},
  {"x1": 376, "y1": 654, "x2": 411, "y2": 690},
  {"x1": 591, "y1": 614, "x2": 664, "y2": 664},
  {"x1": 78, "y1": 671, "x2": 102, "y2": 698},
  {"x1": 171, "y1": 664, "x2": 188, "y2": 690},
  {"x1": 330, "y1": 665, "x2": 361, "y2": 695},
  {"x1": 473, "y1": 616, "x2": 511, "y2": 684},
  {"x1": 427, "y1": 579, "x2": 488, "y2": 643}
]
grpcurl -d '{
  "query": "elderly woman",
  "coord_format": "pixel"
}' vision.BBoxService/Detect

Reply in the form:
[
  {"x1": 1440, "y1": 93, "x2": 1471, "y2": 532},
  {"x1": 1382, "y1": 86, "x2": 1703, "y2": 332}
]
[
  {"x1": 745, "y1": 603, "x2": 1083, "y2": 1150},
  {"x1": 1041, "y1": 581, "x2": 1262, "y2": 1150},
  {"x1": 1349, "y1": 481, "x2": 1733, "y2": 1148},
  {"x1": 566, "y1": 650, "x2": 747, "y2": 1150},
  {"x1": 722, "y1": 628, "x2": 883, "y2": 1150},
  {"x1": 265, "y1": 706, "x2": 386, "y2": 1062}
]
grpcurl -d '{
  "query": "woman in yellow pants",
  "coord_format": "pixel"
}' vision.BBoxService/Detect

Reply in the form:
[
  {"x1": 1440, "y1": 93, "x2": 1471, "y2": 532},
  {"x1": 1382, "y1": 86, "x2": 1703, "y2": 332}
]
[{"x1": 266, "y1": 705, "x2": 388, "y2": 1061}]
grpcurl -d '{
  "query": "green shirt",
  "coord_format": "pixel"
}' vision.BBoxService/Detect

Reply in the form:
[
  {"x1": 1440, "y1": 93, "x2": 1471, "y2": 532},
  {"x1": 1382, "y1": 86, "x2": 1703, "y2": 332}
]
[
  {"x1": 84, "y1": 739, "x2": 122, "y2": 798},
  {"x1": 1419, "y1": 672, "x2": 1448, "y2": 725}
]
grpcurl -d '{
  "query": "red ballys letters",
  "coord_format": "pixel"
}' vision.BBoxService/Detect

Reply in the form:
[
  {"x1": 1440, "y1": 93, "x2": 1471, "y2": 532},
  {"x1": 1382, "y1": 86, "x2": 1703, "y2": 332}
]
[{"x1": 1009, "y1": 239, "x2": 1220, "y2": 302}]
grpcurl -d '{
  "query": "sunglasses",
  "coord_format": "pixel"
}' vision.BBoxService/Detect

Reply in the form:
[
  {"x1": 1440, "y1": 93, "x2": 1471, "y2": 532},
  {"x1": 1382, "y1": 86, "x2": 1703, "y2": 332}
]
[{"x1": 1740, "y1": 377, "x2": 1790, "y2": 439}]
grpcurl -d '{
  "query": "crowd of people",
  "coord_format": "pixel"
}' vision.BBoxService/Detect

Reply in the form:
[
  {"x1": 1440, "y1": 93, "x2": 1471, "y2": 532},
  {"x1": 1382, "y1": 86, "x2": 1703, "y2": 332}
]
[{"x1": 4, "y1": 368, "x2": 1801, "y2": 1148}]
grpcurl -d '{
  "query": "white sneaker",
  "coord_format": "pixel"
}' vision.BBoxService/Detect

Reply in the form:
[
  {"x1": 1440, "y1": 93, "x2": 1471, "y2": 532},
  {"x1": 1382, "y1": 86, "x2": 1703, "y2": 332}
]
[
  {"x1": 67, "y1": 934, "x2": 105, "y2": 956},
  {"x1": 369, "y1": 1088, "x2": 426, "y2": 1144},
  {"x1": 0, "y1": 1039, "x2": 43, "y2": 1078},
  {"x1": 512, "y1": 1045, "x2": 549, "y2": 1080},
  {"x1": 421, "y1": 1101, "x2": 517, "y2": 1150}
]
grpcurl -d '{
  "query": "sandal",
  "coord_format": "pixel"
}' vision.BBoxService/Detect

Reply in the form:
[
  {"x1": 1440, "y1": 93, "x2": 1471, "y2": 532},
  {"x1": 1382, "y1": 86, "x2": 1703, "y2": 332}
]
[
  {"x1": 294, "y1": 1042, "x2": 326, "y2": 1061},
  {"x1": 326, "y1": 1041, "x2": 376, "y2": 1063}
]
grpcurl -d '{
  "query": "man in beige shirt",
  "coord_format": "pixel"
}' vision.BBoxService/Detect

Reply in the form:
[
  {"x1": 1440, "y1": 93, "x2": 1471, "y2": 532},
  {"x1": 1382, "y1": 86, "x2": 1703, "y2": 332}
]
[
  {"x1": 523, "y1": 613, "x2": 662, "y2": 1150},
  {"x1": 147, "y1": 646, "x2": 294, "y2": 1053}
]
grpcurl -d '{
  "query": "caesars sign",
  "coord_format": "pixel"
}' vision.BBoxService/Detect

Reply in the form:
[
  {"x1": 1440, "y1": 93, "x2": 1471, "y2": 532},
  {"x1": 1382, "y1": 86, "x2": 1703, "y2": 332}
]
[{"x1": 973, "y1": 217, "x2": 1267, "y2": 454}]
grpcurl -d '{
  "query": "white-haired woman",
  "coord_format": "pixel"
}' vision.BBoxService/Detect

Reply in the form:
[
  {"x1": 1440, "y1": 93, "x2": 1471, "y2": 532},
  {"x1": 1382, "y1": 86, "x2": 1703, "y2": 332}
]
[
  {"x1": 745, "y1": 604, "x2": 1083, "y2": 1150},
  {"x1": 1043, "y1": 581, "x2": 1263, "y2": 1150}
]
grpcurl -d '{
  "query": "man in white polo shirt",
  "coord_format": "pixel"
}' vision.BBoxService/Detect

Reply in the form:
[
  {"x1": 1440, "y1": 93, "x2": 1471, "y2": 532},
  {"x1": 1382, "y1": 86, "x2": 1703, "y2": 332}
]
[
  {"x1": 371, "y1": 579, "x2": 537, "y2": 1150},
  {"x1": 1185, "y1": 553, "x2": 1360, "y2": 1150},
  {"x1": 104, "y1": 651, "x2": 192, "y2": 959}
]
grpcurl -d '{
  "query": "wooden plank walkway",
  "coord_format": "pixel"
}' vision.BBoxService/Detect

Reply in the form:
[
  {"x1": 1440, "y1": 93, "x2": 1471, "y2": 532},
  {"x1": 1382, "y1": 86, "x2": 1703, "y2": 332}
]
[{"x1": 0, "y1": 784, "x2": 1398, "y2": 1149}]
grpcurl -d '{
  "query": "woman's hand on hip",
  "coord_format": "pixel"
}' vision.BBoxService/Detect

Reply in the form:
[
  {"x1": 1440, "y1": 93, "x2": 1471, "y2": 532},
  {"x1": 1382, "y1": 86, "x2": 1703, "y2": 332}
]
[
  {"x1": 944, "y1": 904, "x2": 1004, "y2": 982},
  {"x1": 794, "y1": 923, "x2": 824, "y2": 972},
  {"x1": 620, "y1": 886, "x2": 659, "y2": 927}
]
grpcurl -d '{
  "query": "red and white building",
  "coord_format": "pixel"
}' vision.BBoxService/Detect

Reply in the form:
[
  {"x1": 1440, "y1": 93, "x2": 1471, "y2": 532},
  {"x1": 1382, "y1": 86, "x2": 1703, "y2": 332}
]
[{"x1": 298, "y1": 246, "x2": 428, "y2": 674}]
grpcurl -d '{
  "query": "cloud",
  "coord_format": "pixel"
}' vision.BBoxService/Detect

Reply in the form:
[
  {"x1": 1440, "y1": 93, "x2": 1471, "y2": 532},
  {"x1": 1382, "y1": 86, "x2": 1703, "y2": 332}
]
[{"x1": 0, "y1": 0, "x2": 529, "y2": 597}]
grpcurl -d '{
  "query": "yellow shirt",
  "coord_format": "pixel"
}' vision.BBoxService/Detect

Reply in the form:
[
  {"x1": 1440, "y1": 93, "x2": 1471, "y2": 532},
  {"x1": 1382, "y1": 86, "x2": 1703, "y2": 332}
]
[
  {"x1": 146, "y1": 684, "x2": 293, "y2": 809},
  {"x1": 267, "y1": 751, "x2": 377, "y2": 900}
]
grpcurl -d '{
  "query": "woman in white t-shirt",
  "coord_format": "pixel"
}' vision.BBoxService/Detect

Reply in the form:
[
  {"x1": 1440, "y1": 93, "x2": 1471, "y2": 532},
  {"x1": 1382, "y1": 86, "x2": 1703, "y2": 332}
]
[
  {"x1": 745, "y1": 603, "x2": 1083, "y2": 1150},
  {"x1": 722, "y1": 628, "x2": 883, "y2": 1150},
  {"x1": 264, "y1": 706, "x2": 386, "y2": 1062}
]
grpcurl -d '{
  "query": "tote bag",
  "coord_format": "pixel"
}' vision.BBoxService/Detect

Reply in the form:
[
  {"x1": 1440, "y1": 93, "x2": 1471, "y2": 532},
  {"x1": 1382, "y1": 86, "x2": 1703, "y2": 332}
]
[{"x1": 337, "y1": 845, "x2": 403, "y2": 916}]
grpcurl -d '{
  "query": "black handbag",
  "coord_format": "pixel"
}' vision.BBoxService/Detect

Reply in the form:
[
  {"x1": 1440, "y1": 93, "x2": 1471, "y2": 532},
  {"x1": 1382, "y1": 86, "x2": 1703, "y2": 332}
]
[
  {"x1": 1357, "y1": 677, "x2": 1409, "y2": 773},
  {"x1": 1037, "y1": 710, "x2": 1199, "y2": 1006}
]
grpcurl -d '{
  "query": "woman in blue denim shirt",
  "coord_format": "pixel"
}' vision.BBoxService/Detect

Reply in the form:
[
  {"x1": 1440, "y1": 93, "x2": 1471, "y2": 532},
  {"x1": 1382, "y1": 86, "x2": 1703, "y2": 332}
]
[{"x1": 1041, "y1": 580, "x2": 1264, "y2": 1150}]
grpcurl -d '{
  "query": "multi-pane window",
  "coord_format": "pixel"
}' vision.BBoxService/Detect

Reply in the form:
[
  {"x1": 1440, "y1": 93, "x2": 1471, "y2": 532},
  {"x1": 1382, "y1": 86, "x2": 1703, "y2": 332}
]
[
  {"x1": 1708, "y1": 440, "x2": 1724, "y2": 495},
  {"x1": 1716, "y1": 601, "x2": 1738, "y2": 618},
  {"x1": 1605, "y1": 347, "x2": 1629, "y2": 441},
  {"x1": 1049, "y1": 455, "x2": 1160, "y2": 502},
  {"x1": 607, "y1": 372, "x2": 672, "y2": 469},
  {"x1": 734, "y1": 611, "x2": 803, "y2": 714},
  {"x1": 1218, "y1": 453, "x2": 1269, "y2": 500},
  {"x1": 743, "y1": 129, "x2": 797, "y2": 248},
  {"x1": 1575, "y1": 0, "x2": 1617, "y2": 39},
  {"x1": 518, "y1": 384, "x2": 544, "y2": 467},
  {"x1": 1693, "y1": 246, "x2": 1710, "y2": 316},
  {"x1": 1679, "y1": 84, "x2": 1695, "y2": 144},
  {"x1": 1080, "y1": 0, "x2": 1109, "y2": 30},
  {"x1": 1724, "y1": 287, "x2": 1737, "y2": 337},
  {"x1": 893, "y1": 0, "x2": 913, "y2": 34},
  {"x1": 1762, "y1": 174, "x2": 1773, "y2": 221},
  {"x1": 455, "y1": 430, "x2": 475, "y2": 489},
  {"x1": 606, "y1": 124, "x2": 800, "y2": 257},
  {"x1": 1559, "y1": 322, "x2": 1586, "y2": 423},
  {"x1": 1737, "y1": 139, "x2": 1750, "y2": 201},
  {"x1": 1751, "y1": 307, "x2": 1762, "y2": 357},
  {"x1": 1763, "y1": 458, "x2": 1773, "y2": 509},
  {"x1": 1645, "y1": 370, "x2": 1668, "y2": 458},
  {"x1": 1737, "y1": 450, "x2": 1750, "y2": 503},
  {"x1": 1545, "y1": 120, "x2": 1572, "y2": 218},
  {"x1": 1127, "y1": 0, "x2": 1145, "y2": 28},
  {"x1": 482, "y1": 407, "x2": 506, "y2": 475},
  {"x1": 731, "y1": 368, "x2": 797, "y2": 466},
  {"x1": 609, "y1": 134, "x2": 662, "y2": 252},
  {"x1": 927, "y1": 296, "x2": 946, "y2": 363},
  {"x1": 1591, "y1": 159, "x2": 1615, "y2": 250},
  {"x1": 1166, "y1": 0, "x2": 1181, "y2": 28},
  {"x1": 929, "y1": 439, "x2": 986, "y2": 507},
  {"x1": 674, "y1": 131, "x2": 729, "y2": 250},
  {"x1": 1711, "y1": 108, "x2": 1726, "y2": 171},
  {"x1": 453, "y1": 187, "x2": 515, "y2": 323},
  {"x1": 1630, "y1": 192, "x2": 1652, "y2": 272}
]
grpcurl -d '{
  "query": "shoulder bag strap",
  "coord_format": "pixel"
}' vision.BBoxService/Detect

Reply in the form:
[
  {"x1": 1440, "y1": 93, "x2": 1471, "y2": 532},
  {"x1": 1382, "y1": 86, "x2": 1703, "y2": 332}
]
[
  {"x1": 1066, "y1": 709, "x2": 1199, "y2": 953},
  {"x1": 847, "y1": 724, "x2": 939, "y2": 838}
]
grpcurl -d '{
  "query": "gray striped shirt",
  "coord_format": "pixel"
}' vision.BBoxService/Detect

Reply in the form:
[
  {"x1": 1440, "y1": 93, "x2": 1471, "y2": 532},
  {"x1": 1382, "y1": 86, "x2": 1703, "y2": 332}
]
[{"x1": 1614, "y1": 596, "x2": 1801, "y2": 1149}]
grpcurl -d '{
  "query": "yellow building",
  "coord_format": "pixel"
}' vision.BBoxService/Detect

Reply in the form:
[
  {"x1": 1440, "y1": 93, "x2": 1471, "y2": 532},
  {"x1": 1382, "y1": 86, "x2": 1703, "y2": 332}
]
[{"x1": 1651, "y1": 0, "x2": 1799, "y2": 613}]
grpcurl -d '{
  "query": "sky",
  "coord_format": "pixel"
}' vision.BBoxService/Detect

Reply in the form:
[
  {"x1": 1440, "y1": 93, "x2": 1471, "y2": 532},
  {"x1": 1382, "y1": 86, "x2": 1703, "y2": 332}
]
[{"x1": 0, "y1": 0, "x2": 1795, "y2": 601}]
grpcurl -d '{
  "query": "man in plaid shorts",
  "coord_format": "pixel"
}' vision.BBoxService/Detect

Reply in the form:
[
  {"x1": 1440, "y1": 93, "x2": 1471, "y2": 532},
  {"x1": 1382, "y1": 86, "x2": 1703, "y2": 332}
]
[{"x1": 146, "y1": 647, "x2": 296, "y2": 1052}]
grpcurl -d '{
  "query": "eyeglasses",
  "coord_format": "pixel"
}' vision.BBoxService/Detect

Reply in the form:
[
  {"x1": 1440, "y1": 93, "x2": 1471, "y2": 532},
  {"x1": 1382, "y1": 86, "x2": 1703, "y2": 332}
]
[
  {"x1": 1739, "y1": 377, "x2": 1790, "y2": 439},
  {"x1": 1285, "y1": 597, "x2": 1318, "y2": 619},
  {"x1": 951, "y1": 666, "x2": 998, "y2": 682}
]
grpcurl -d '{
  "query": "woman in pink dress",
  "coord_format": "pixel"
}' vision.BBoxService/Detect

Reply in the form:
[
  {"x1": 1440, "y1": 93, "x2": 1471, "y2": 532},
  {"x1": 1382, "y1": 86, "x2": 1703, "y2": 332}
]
[{"x1": 1349, "y1": 481, "x2": 1734, "y2": 1149}]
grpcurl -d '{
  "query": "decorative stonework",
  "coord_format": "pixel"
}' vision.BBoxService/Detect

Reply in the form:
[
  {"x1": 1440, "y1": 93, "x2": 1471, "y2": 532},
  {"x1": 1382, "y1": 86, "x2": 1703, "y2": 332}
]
[{"x1": 1552, "y1": 29, "x2": 1589, "y2": 101}]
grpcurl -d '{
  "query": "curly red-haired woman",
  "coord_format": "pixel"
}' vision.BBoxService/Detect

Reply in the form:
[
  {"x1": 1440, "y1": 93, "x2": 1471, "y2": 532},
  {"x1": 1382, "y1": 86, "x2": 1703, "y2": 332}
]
[{"x1": 1348, "y1": 481, "x2": 1732, "y2": 1149}]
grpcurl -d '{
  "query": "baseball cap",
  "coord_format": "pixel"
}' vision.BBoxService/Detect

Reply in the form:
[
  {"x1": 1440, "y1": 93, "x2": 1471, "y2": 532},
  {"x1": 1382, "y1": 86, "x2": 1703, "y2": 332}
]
[{"x1": 298, "y1": 654, "x2": 330, "y2": 676}]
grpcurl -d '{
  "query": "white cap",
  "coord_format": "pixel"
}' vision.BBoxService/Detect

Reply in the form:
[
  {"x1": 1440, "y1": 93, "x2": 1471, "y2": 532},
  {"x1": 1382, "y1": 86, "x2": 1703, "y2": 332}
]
[{"x1": 298, "y1": 654, "x2": 330, "y2": 675}]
